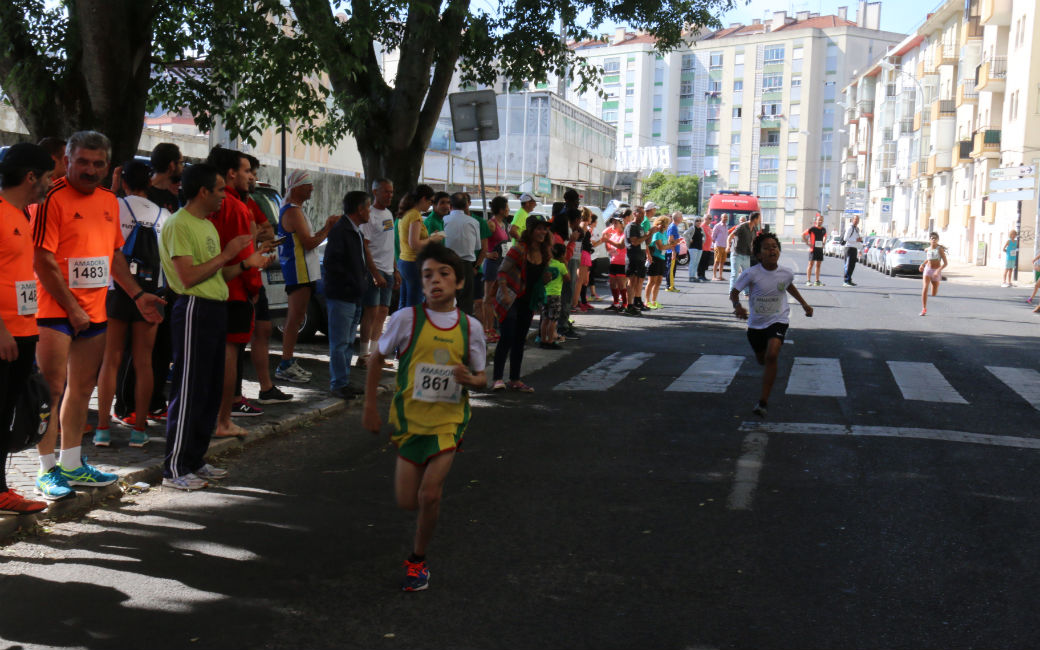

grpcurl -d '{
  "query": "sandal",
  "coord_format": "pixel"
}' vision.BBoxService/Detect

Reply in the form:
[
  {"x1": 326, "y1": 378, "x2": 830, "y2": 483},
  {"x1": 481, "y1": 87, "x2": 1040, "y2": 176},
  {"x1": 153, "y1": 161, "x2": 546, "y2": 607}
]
[{"x1": 507, "y1": 381, "x2": 535, "y2": 393}]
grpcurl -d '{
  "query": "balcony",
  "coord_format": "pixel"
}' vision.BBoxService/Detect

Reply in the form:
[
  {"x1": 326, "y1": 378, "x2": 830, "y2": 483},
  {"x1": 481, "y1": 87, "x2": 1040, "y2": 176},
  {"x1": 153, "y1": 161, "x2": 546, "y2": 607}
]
[
  {"x1": 845, "y1": 107, "x2": 857, "y2": 125},
  {"x1": 982, "y1": 0, "x2": 1012, "y2": 25},
  {"x1": 857, "y1": 99, "x2": 875, "y2": 117},
  {"x1": 913, "y1": 110, "x2": 931, "y2": 132},
  {"x1": 899, "y1": 117, "x2": 915, "y2": 134},
  {"x1": 927, "y1": 151, "x2": 952, "y2": 175},
  {"x1": 971, "y1": 129, "x2": 1001, "y2": 158},
  {"x1": 954, "y1": 140, "x2": 972, "y2": 163},
  {"x1": 976, "y1": 56, "x2": 1007, "y2": 93},
  {"x1": 930, "y1": 99, "x2": 956, "y2": 122},
  {"x1": 961, "y1": 16, "x2": 983, "y2": 45},
  {"x1": 956, "y1": 80, "x2": 978, "y2": 106},
  {"x1": 939, "y1": 43, "x2": 958, "y2": 67},
  {"x1": 878, "y1": 169, "x2": 892, "y2": 186}
]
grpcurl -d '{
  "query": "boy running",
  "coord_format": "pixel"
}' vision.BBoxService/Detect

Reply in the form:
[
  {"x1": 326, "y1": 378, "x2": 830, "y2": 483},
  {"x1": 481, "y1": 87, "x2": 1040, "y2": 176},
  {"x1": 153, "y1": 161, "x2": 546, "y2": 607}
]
[
  {"x1": 730, "y1": 232, "x2": 813, "y2": 417},
  {"x1": 362, "y1": 241, "x2": 487, "y2": 592}
]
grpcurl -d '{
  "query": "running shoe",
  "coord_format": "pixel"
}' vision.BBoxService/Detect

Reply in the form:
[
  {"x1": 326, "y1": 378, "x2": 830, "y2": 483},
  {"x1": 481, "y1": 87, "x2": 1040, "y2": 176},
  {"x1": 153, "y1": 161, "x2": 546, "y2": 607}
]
[
  {"x1": 920, "y1": 309, "x2": 927, "y2": 316},
  {"x1": 93, "y1": 428, "x2": 111, "y2": 447},
  {"x1": 163, "y1": 474, "x2": 208, "y2": 491},
  {"x1": 195, "y1": 464, "x2": 228, "y2": 480},
  {"x1": 649, "y1": 302, "x2": 662, "y2": 309},
  {"x1": 815, "y1": 281, "x2": 825, "y2": 287},
  {"x1": 148, "y1": 407, "x2": 167, "y2": 422},
  {"x1": 402, "y1": 559, "x2": 430, "y2": 592},
  {"x1": 1000, "y1": 283, "x2": 1010, "y2": 288},
  {"x1": 539, "y1": 341, "x2": 563, "y2": 350},
  {"x1": 0, "y1": 489, "x2": 47, "y2": 515},
  {"x1": 275, "y1": 360, "x2": 311, "y2": 383},
  {"x1": 589, "y1": 295, "x2": 604, "y2": 302},
  {"x1": 35, "y1": 467, "x2": 73, "y2": 500},
  {"x1": 231, "y1": 397, "x2": 264, "y2": 417},
  {"x1": 491, "y1": 380, "x2": 506, "y2": 391},
  {"x1": 507, "y1": 381, "x2": 535, "y2": 393},
  {"x1": 842, "y1": 282, "x2": 856, "y2": 287},
  {"x1": 752, "y1": 402, "x2": 768, "y2": 417},
  {"x1": 666, "y1": 287, "x2": 681, "y2": 293},
  {"x1": 604, "y1": 304, "x2": 619, "y2": 311},
  {"x1": 112, "y1": 412, "x2": 137, "y2": 428},
  {"x1": 625, "y1": 306, "x2": 643, "y2": 316},
  {"x1": 129, "y1": 429, "x2": 150, "y2": 448},
  {"x1": 804, "y1": 281, "x2": 814, "y2": 287},
  {"x1": 59, "y1": 458, "x2": 118, "y2": 487},
  {"x1": 256, "y1": 386, "x2": 294, "y2": 404},
  {"x1": 1027, "y1": 298, "x2": 1034, "y2": 305}
]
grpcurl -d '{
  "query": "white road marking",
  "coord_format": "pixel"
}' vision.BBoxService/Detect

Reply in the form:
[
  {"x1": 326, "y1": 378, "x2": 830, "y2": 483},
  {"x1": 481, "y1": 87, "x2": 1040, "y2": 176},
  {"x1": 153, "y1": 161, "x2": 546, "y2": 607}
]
[
  {"x1": 666, "y1": 355, "x2": 745, "y2": 393},
  {"x1": 738, "y1": 421, "x2": 1040, "y2": 450},
  {"x1": 555, "y1": 351, "x2": 654, "y2": 391},
  {"x1": 727, "y1": 432, "x2": 769, "y2": 510},
  {"x1": 785, "y1": 357, "x2": 846, "y2": 397},
  {"x1": 987, "y1": 366, "x2": 1040, "y2": 411},
  {"x1": 886, "y1": 361, "x2": 967, "y2": 404}
]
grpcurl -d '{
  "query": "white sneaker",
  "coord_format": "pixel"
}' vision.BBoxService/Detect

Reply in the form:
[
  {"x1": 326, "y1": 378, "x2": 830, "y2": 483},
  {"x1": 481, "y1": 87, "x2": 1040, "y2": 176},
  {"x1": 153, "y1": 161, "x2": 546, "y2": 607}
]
[
  {"x1": 195, "y1": 464, "x2": 228, "y2": 480},
  {"x1": 1001, "y1": 283, "x2": 1010, "y2": 288},
  {"x1": 290, "y1": 360, "x2": 313, "y2": 377},
  {"x1": 275, "y1": 361, "x2": 311, "y2": 383},
  {"x1": 163, "y1": 474, "x2": 208, "y2": 491}
]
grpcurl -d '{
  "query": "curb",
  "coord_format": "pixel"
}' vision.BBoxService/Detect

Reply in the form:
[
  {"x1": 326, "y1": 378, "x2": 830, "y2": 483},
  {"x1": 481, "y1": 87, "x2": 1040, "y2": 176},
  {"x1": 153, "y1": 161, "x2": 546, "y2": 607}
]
[{"x1": 0, "y1": 396, "x2": 350, "y2": 545}]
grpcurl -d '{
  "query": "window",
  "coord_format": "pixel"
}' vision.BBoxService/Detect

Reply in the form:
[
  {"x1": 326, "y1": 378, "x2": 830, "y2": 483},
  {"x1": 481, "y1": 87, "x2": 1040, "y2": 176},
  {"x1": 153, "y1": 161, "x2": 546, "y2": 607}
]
[
  {"x1": 759, "y1": 183, "x2": 778, "y2": 197},
  {"x1": 763, "y1": 74, "x2": 784, "y2": 90},
  {"x1": 679, "y1": 108, "x2": 693, "y2": 125},
  {"x1": 760, "y1": 157, "x2": 779, "y2": 171},
  {"x1": 730, "y1": 161, "x2": 740, "y2": 172},
  {"x1": 790, "y1": 77, "x2": 802, "y2": 87},
  {"x1": 678, "y1": 144, "x2": 692, "y2": 157},
  {"x1": 823, "y1": 81, "x2": 836, "y2": 101},
  {"x1": 761, "y1": 102, "x2": 782, "y2": 116},
  {"x1": 710, "y1": 52, "x2": 723, "y2": 68},
  {"x1": 785, "y1": 185, "x2": 797, "y2": 197},
  {"x1": 625, "y1": 87, "x2": 634, "y2": 97},
  {"x1": 605, "y1": 84, "x2": 620, "y2": 99},
  {"x1": 653, "y1": 94, "x2": 663, "y2": 109},
  {"x1": 708, "y1": 80, "x2": 722, "y2": 93},
  {"x1": 793, "y1": 47, "x2": 804, "y2": 60},
  {"x1": 821, "y1": 132, "x2": 833, "y2": 160},
  {"x1": 764, "y1": 46, "x2": 785, "y2": 63},
  {"x1": 763, "y1": 130, "x2": 780, "y2": 145},
  {"x1": 706, "y1": 131, "x2": 719, "y2": 145},
  {"x1": 823, "y1": 106, "x2": 834, "y2": 128},
  {"x1": 604, "y1": 57, "x2": 620, "y2": 73},
  {"x1": 681, "y1": 54, "x2": 695, "y2": 71},
  {"x1": 602, "y1": 110, "x2": 618, "y2": 123},
  {"x1": 654, "y1": 66, "x2": 664, "y2": 83},
  {"x1": 627, "y1": 57, "x2": 636, "y2": 70},
  {"x1": 707, "y1": 104, "x2": 721, "y2": 119},
  {"x1": 731, "y1": 133, "x2": 741, "y2": 146},
  {"x1": 787, "y1": 140, "x2": 799, "y2": 158},
  {"x1": 680, "y1": 81, "x2": 693, "y2": 98},
  {"x1": 652, "y1": 118, "x2": 662, "y2": 134},
  {"x1": 735, "y1": 53, "x2": 745, "y2": 65},
  {"x1": 732, "y1": 80, "x2": 743, "y2": 92}
]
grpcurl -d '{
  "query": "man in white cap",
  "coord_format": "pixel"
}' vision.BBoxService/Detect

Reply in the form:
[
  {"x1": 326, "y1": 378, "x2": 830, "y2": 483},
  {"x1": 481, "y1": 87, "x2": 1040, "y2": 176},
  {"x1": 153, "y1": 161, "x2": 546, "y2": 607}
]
[
  {"x1": 509, "y1": 193, "x2": 538, "y2": 242},
  {"x1": 275, "y1": 168, "x2": 340, "y2": 384}
]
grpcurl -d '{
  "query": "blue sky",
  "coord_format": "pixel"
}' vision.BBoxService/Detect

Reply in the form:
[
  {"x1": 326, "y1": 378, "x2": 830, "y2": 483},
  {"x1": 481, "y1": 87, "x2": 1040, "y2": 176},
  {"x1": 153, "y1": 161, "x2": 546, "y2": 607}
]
[{"x1": 717, "y1": 0, "x2": 941, "y2": 34}]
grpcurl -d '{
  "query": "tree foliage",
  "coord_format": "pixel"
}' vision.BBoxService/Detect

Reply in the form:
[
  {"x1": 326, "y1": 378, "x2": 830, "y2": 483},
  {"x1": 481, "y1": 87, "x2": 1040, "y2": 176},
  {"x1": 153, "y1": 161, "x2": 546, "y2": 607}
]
[{"x1": 645, "y1": 172, "x2": 700, "y2": 215}]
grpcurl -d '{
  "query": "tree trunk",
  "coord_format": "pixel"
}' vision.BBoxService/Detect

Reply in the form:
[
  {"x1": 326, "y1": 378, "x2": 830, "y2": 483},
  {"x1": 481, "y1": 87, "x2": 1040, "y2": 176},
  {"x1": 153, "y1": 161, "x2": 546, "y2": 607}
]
[{"x1": 0, "y1": 0, "x2": 153, "y2": 173}]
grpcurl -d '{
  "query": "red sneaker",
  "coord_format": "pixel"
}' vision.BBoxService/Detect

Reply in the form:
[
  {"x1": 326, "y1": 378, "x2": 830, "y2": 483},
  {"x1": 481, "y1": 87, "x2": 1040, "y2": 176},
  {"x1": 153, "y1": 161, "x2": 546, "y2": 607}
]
[
  {"x1": 113, "y1": 412, "x2": 137, "y2": 428},
  {"x1": 0, "y1": 489, "x2": 47, "y2": 515}
]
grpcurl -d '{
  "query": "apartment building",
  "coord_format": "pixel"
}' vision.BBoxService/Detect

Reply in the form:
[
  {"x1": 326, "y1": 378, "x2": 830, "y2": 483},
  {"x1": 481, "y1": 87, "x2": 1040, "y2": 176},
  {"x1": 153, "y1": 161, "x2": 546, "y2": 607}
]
[
  {"x1": 843, "y1": 0, "x2": 1039, "y2": 266},
  {"x1": 565, "y1": 2, "x2": 903, "y2": 236}
]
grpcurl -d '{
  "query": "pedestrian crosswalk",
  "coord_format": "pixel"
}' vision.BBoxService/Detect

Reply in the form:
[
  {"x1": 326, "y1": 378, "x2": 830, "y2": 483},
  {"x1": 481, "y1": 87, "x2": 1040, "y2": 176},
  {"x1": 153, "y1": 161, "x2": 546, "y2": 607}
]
[{"x1": 551, "y1": 352, "x2": 1040, "y2": 410}]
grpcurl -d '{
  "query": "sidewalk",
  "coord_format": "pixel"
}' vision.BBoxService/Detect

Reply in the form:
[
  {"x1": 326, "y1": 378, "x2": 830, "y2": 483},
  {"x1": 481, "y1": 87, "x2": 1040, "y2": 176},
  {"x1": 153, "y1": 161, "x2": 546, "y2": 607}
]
[{"x1": 0, "y1": 352, "x2": 376, "y2": 541}]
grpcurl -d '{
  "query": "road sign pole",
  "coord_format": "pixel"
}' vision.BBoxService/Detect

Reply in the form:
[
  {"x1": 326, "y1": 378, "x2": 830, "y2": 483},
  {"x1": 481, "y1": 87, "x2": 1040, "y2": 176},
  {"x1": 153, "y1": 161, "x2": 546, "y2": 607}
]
[
  {"x1": 475, "y1": 120, "x2": 488, "y2": 234},
  {"x1": 1015, "y1": 199, "x2": 1022, "y2": 282}
]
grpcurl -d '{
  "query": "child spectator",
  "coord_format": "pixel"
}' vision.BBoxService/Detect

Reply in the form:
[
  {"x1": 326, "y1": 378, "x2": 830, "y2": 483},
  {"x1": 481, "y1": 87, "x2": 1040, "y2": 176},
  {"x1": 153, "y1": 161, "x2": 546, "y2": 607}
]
[
  {"x1": 362, "y1": 241, "x2": 487, "y2": 592},
  {"x1": 540, "y1": 244, "x2": 569, "y2": 349}
]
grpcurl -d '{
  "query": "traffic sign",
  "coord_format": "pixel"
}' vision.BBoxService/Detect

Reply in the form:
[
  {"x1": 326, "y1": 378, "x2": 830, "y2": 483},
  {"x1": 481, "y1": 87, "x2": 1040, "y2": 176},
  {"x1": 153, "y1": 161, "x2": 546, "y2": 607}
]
[
  {"x1": 990, "y1": 165, "x2": 1035, "y2": 180},
  {"x1": 843, "y1": 209, "x2": 863, "y2": 214},
  {"x1": 990, "y1": 177, "x2": 1037, "y2": 191},
  {"x1": 989, "y1": 190, "x2": 1035, "y2": 203}
]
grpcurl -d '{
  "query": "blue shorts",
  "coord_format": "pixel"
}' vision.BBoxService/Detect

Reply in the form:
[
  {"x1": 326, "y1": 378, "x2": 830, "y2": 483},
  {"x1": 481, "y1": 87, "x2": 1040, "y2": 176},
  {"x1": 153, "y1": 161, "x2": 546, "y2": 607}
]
[
  {"x1": 363, "y1": 270, "x2": 393, "y2": 307},
  {"x1": 38, "y1": 318, "x2": 107, "y2": 339}
]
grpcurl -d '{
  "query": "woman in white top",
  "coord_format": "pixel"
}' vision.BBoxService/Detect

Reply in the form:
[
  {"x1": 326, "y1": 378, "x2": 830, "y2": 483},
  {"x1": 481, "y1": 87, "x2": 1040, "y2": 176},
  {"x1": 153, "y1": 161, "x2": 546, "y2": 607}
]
[{"x1": 918, "y1": 231, "x2": 948, "y2": 316}]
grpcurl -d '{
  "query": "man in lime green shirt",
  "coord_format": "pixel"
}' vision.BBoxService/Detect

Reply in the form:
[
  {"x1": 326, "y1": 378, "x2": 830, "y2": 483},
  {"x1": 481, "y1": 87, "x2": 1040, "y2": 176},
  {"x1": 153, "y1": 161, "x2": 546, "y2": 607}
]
[
  {"x1": 158, "y1": 163, "x2": 271, "y2": 491},
  {"x1": 423, "y1": 192, "x2": 451, "y2": 235},
  {"x1": 508, "y1": 193, "x2": 538, "y2": 242}
]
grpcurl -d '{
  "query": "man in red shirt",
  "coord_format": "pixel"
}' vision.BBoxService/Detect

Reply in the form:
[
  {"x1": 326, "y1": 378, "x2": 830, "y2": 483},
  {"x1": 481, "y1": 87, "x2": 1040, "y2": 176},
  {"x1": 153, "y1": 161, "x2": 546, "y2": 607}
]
[{"x1": 206, "y1": 147, "x2": 264, "y2": 438}]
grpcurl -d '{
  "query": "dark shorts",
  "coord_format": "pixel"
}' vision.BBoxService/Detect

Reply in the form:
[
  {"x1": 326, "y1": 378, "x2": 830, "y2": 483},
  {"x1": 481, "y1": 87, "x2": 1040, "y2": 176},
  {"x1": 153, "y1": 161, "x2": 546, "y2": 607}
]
[
  {"x1": 483, "y1": 257, "x2": 502, "y2": 280},
  {"x1": 626, "y1": 255, "x2": 647, "y2": 278},
  {"x1": 648, "y1": 257, "x2": 665, "y2": 277},
  {"x1": 809, "y1": 249, "x2": 824, "y2": 262},
  {"x1": 363, "y1": 270, "x2": 394, "y2": 307},
  {"x1": 254, "y1": 286, "x2": 270, "y2": 321},
  {"x1": 473, "y1": 265, "x2": 485, "y2": 301},
  {"x1": 609, "y1": 263, "x2": 626, "y2": 277},
  {"x1": 106, "y1": 287, "x2": 147, "y2": 323},
  {"x1": 542, "y1": 295, "x2": 562, "y2": 320},
  {"x1": 747, "y1": 322, "x2": 790, "y2": 356},
  {"x1": 38, "y1": 318, "x2": 108, "y2": 339},
  {"x1": 227, "y1": 300, "x2": 254, "y2": 344},
  {"x1": 286, "y1": 281, "x2": 316, "y2": 296}
]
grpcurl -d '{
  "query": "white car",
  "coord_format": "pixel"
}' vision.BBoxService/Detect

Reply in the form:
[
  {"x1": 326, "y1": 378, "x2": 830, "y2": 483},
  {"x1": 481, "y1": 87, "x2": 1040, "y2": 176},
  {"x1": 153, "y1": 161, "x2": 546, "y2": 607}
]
[
  {"x1": 868, "y1": 237, "x2": 890, "y2": 269},
  {"x1": 824, "y1": 232, "x2": 845, "y2": 258},
  {"x1": 884, "y1": 239, "x2": 929, "y2": 276}
]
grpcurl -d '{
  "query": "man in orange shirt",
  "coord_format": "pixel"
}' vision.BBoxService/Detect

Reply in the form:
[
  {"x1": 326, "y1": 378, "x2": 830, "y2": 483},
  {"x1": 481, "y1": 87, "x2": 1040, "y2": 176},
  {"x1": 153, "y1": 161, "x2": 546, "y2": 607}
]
[
  {"x1": 0, "y1": 143, "x2": 55, "y2": 514},
  {"x1": 31, "y1": 131, "x2": 165, "y2": 500}
]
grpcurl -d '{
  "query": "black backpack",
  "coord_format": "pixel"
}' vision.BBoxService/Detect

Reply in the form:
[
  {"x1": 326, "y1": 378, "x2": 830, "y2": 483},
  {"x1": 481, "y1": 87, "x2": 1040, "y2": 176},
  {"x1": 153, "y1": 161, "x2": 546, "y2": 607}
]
[
  {"x1": 121, "y1": 198, "x2": 162, "y2": 292},
  {"x1": 7, "y1": 369, "x2": 50, "y2": 453}
]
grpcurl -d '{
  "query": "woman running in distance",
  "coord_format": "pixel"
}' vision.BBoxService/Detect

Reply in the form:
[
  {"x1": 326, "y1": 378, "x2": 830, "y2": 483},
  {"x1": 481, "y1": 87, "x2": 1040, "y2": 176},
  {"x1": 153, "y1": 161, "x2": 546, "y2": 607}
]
[{"x1": 918, "y1": 231, "x2": 947, "y2": 316}]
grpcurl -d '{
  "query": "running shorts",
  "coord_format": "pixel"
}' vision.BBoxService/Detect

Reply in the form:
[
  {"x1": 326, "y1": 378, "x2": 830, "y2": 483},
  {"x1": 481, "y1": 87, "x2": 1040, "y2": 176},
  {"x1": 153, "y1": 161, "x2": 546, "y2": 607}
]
[
  {"x1": 393, "y1": 430, "x2": 462, "y2": 466},
  {"x1": 747, "y1": 322, "x2": 789, "y2": 356}
]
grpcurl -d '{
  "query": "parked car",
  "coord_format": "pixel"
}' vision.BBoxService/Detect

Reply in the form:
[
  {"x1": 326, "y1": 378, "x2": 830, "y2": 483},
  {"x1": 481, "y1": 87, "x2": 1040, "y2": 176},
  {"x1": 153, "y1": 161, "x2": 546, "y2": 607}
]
[
  {"x1": 868, "y1": 237, "x2": 890, "y2": 269},
  {"x1": 884, "y1": 239, "x2": 929, "y2": 276},
  {"x1": 860, "y1": 235, "x2": 877, "y2": 266},
  {"x1": 824, "y1": 232, "x2": 845, "y2": 258},
  {"x1": 255, "y1": 183, "x2": 329, "y2": 341}
]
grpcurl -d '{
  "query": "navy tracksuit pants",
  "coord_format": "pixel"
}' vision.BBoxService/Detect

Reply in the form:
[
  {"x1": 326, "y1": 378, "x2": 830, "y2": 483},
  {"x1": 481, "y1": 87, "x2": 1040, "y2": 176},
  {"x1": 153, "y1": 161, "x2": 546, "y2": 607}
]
[{"x1": 165, "y1": 295, "x2": 226, "y2": 479}]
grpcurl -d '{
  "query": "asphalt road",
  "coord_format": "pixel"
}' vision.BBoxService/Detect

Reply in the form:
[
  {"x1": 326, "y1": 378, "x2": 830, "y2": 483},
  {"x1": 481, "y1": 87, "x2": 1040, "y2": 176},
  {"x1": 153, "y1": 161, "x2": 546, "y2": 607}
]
[{"x1": 2, "y1": 251, "x2": 1040, "y2": 650}]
